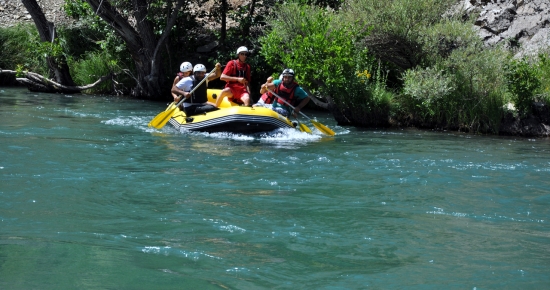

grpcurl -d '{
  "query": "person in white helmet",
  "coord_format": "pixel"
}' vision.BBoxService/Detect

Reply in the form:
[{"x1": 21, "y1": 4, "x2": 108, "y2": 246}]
[
  {"x1": 171, "y1": 62, "x2": 222, "y2": 116},
  {"x1": 258, "y1": 68, "x2": 310, "y2": 117},
  {"x1": 172, "y1": 61, "x2": 193, "y2": 102},
  {"x1": 215, "y1": 46, "x2": 252, "y2": 107}
]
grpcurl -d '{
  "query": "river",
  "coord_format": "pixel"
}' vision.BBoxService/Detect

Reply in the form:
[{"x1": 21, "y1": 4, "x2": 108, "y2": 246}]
[{"x1": 1, "y1": 87, "x2": 549, "y2": 289}]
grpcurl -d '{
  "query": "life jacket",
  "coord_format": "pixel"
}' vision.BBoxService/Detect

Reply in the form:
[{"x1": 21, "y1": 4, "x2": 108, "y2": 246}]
[
  {"x1": 229, "y1": 60, "x2": 250, "y2": 83},
  {"x1": 183, "y1": 75, "x2": 208, "y2": 104},
  {"x1": 274, "y1": 81, "x2": 299, "y2": 106},
  {"x1": 261, "y1": 91, "x2": 275, "y2": 104}
]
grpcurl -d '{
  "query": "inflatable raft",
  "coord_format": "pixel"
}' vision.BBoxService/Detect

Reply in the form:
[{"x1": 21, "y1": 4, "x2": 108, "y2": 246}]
[{"x1": 167, "y1": 89, "x2": 296, "y2": 134}]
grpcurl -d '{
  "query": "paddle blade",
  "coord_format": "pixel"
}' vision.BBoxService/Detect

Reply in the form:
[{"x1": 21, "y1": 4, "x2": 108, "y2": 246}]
[
  {"x1": 311, "y1": 120, "x2": 335, "y2": 136},
  {"x1": 148, "y1": 106, "x2": 177, "y2": 129},
  {"x1": 299, "y1": 122, "x2": 312, "y2": 133}
]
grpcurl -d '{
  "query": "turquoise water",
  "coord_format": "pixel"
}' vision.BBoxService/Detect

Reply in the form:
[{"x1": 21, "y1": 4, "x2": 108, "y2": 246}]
[{"x1": 1, "y1": 87, "x2": 549, "y2": 289}]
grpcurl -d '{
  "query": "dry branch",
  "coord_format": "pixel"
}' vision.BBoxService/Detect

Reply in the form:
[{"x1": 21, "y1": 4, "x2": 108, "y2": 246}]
[{"x1": 0, "y1": 69, "x2": 112, "y2": 94}]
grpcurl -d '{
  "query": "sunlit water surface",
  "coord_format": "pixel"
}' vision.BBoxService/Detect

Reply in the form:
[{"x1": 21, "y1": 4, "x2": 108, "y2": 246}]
[{"x1": 1, "y1": 88, "x2": 549, "y2": 289}]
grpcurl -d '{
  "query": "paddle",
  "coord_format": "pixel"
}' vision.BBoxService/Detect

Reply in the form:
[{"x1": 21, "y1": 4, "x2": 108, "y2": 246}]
[
  {"x1": 294, "y1": 116, "x2": 312, "y2": 133},
  {"x1": 148, "y1": 67, "x2": 217, "y2": 129},
  {"x1": 267, "y1": 88, "x2": 335, "y2": 136}
]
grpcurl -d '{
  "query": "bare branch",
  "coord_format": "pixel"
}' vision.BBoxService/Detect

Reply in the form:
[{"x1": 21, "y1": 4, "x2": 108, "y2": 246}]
[{"x1": 1, "y1": 70, "x2": 112, "y2": 93}]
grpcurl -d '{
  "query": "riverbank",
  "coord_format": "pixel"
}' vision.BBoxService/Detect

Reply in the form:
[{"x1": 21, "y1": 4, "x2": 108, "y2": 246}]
[{"x1": 2, "y1": 0, "x2": 549, "y2": 138}]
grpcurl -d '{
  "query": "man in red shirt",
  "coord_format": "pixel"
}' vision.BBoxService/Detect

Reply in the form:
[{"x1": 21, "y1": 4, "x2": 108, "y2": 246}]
[{"x1": 215, "y1": 46, "x2": 252, "y2": 107}]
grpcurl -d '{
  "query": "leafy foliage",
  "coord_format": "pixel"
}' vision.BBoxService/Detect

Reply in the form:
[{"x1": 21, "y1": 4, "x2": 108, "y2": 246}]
[
  {"x1": 69, "y1": 51, "x2": 122, "y2": 94},
  {"x1": 260, "y1": 3, "x2": 392, "y2": 113},
  {"x1": 533, "y1": 52, "x2": 550, "y2": 104},
  {"x1": 505, "y1": 57, "x2": 542, "y2": 117},
  {"x1": 401, "y1": 39, "x2": 510, "y2": 133},
  {"x1": 0, "y1": 24, "x2": 47, "y2": 76},
  {"x1": 402, "y1": 66, "x2": 455, "y2": 119}
]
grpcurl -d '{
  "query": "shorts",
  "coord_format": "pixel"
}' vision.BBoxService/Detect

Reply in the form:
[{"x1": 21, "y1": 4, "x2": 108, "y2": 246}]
[{"x1": 226, "y1": 84, "x2": 249, "y2": 103}]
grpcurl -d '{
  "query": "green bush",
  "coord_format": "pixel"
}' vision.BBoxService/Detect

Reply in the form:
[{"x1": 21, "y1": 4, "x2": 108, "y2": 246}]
[
  {"x1": 402, "y1": 66, "x2": 456, "y2": 119},
  {"x1": 534, "y1": 52, "x2": 550, "y2": 104},
  {"x1": 505, "y1": 57, "x2": 541, "y2": 117},
  {"x1": 0, "y1": 24, "x2": 47, "y2": 75},
  {"x1": 260, "y1": 3, "x2": 392, "y2": 112},
  {"x1": 417, "y1": 19, "x2": 481, "y2": 66},
  {"x1": 69, "y1": 51, "x2": 118, "y2": 94},
  {"x1": 400, "y1": 44, "x2": 510, "y2": 133}
]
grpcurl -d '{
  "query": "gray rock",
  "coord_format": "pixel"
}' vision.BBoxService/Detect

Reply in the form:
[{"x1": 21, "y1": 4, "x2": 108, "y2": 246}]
[{"x1": 462, "y1": 0, "x2": 550, "y2": 58}]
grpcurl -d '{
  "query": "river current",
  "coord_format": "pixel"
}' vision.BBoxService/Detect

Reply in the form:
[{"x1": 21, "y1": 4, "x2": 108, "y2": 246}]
[{"x1": 1, "y1": 88, "x2": 549, "y2": 289}]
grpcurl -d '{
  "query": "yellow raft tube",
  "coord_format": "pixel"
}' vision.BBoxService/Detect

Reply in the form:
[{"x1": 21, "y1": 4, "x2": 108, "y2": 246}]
[{"x1": 167, "y1": 89, "x2": 296, "y2": 134}]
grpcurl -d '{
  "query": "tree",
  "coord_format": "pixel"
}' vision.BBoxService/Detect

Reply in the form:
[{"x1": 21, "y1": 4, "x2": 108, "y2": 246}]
[
  {"x1": 21, "y1": 0, "x2": 78, "y2": 93},
  {"x1": 84, "y1": 0, "x2": 184, "y2": 99}
]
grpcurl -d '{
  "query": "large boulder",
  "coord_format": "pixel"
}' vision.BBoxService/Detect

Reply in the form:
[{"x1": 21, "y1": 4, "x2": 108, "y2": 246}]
[{"x1": 456, "y1": 0, "x2": 550, "y2": 58}]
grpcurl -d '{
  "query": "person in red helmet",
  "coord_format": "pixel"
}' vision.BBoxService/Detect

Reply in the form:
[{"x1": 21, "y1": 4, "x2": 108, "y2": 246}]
[{"x1": 215, "y1": 46, "x2": 252, "y2": 107}]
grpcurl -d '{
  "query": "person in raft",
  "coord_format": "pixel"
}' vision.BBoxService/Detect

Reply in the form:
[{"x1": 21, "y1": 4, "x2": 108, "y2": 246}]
[
  {"x1": 171, "y1": 61, "x2": 193, "y2": 102},
  {"x1": 171, "y1": 63, "x2": 222, "y2": 116},
  {"x1": 215, "y1": 46, "x2": 252, "y2": 107},
  {"x1": 253, "y1": 76, "x2": 275, "y2": 108},
  {"x1": 256, "y1": 68, "x2": 310, "y2": 118}
]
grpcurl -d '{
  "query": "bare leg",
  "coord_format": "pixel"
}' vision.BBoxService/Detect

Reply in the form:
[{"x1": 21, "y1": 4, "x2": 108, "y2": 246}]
[
  {"x1": 216, "y1": 88, "x2": 232, "y2": 108},
  {"x1": 241, "y1": 93, "x2": 251, "y2": 106}
]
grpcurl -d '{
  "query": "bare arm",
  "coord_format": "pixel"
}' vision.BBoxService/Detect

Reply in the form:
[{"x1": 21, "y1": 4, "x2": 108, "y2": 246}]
[
  {"x1": 171, "y1": 77, "x2": 181, "y2": 101},
  {"x1": 207, "y1": 63, "x2": 222, "y2": 81},
  {"x1": 259, "y1": 76, "x2": 274, "y2": 94},
  {"x1": 221, "y1": 73, "x2": 248, "y2": 85},
  {"x1": 293, "y1": 96, "x2": 311, "y2": 117},
  {"x1": 171, "y1": 85, "x2": 191, "y2": 100}
]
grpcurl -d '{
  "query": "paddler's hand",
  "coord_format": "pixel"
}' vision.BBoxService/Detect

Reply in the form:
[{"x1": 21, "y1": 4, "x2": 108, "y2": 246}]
[
  {"x1": 292, "y1": 108, "x2": 300, "y2": 118},
  {"x1": 215, "y1": 63, "x2": 221, "y2": 69},
  {"x1": 239, "y1": 77, "x2": 248, "y2": 85}
]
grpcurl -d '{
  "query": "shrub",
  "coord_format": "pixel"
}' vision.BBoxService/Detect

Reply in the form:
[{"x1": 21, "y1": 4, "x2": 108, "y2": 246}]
[
  {"x1": 69, "y1": 51, "x2": 117, "y2": 94},
  {"x1": 260, "y1": 3, "x2": 392, "y2": 113},
  {"x1": 0, "y1": 24, "x2": 47, "y2": 75},
  {"x1": 534, "y1": 52, "x2": 550, "y2": 104},
  {"x1": 505, "y1": 57, "x2": 541, "y2": 117},
  {"x1": 402, "y1": 66, "x2": 456, "y2": 120}
]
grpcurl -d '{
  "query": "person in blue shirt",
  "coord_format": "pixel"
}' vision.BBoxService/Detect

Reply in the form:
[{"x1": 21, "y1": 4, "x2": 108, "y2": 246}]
[{"x1": 256, "y1": 69, "x2": 310, "y2": 117}]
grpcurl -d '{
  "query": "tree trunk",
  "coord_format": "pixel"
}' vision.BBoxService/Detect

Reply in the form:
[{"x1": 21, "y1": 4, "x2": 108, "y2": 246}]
[
  {"x1": 243, "y1": 0, "x2": 257, "y2": 37},
  {"x1": 21, "y1": 0, "x2": 78, "y2": 92},
  {"x1": 85, "y1": 0, "x2": 183, "y2": 99},
  {"x1": 221, "y1": 0, "x2": 227, "y2": 44}
]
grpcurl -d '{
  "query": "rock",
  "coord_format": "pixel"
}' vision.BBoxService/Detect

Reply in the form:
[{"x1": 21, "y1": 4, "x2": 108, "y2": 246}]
[
  {"x1": 461, "y1": 0, "x2": 550, "y2": 58},
  {"x1": 0, "y1": 0, "x2": 73, "y2": 27},
  {"x1": 499, "y1": 102, "x2": 550, "y2": 137}
]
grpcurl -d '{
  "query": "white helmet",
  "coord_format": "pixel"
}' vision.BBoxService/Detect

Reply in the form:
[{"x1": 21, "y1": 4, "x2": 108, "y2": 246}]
[
  {"x1": 282, "y1": 68, "x2": 295, "y2": 77},
  {"x1": 236, "y1": 46, "x2": 249, "y2": 55},
  {"x1": 180, "y1": 62, "x2": 192, "y2": 72},
  {"x1": 193, "y1": 64, "x2": 206, "y2": 73}
]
